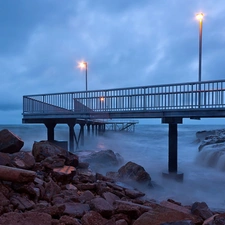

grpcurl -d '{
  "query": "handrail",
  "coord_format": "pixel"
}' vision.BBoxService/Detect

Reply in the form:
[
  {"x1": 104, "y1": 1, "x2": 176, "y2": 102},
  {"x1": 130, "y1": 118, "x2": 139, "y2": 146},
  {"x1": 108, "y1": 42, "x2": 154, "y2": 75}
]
[{"x1": 23, "y1": 79, "x2": 225, "y2": 115}]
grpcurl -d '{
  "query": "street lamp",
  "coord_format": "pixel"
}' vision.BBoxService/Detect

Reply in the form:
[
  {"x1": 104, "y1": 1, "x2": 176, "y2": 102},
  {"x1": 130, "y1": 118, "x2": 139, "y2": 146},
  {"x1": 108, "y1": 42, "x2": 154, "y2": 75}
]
[
  {"x1": 196, "y1": 13, "x2": 204, "y2": 82},
  {"x1": 78, "y1": 61, "x2": 88, "y2": 91}
]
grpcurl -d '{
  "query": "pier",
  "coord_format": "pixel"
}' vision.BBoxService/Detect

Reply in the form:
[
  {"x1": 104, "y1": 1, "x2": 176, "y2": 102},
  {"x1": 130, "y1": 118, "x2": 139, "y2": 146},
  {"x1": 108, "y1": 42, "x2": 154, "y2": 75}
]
[{"x1": 22, "y1": 79, "x2": 225, "y2": 179}]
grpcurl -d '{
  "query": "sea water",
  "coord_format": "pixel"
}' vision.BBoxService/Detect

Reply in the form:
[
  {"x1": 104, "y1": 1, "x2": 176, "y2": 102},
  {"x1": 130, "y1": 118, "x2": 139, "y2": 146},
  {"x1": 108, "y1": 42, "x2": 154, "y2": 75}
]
[{"x1": 1, "y1": 123, "x2": 225, "y2": 210}]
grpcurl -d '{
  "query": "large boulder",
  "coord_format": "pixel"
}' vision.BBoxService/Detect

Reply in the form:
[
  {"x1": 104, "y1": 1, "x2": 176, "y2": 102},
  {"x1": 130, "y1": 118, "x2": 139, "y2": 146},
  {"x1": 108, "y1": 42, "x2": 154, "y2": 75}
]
[
  {"x1": 117, "y1": 161, "x2": 151, "y2": 184},
  {"x1": 80, "y1": 149, "x2": 123, "y2": 171},
  {"x1": 0, "y1": 129, "x2": 24, "y2": 153},
  {"x1": 32, "y1": 141, "x2": 79, "y2": 167}
]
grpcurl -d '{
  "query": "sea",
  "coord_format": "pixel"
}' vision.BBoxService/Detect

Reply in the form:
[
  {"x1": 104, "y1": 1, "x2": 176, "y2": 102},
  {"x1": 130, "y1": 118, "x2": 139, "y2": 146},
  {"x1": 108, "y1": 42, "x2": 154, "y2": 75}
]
[{"x1": 1, "y1": 123, "x2": 225, "y2": 211}]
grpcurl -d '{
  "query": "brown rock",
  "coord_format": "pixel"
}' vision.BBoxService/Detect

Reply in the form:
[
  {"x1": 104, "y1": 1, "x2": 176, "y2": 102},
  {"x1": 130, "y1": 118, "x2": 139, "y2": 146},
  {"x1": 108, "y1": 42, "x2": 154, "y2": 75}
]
[
  {"x1": 43, "y1": 178, "x2": 61, "y2": 201},
  {"x1": 133, "y1": 203, "x2": 202, "y2": 225},
  {"x1": 52, "y1": 165, "x2": 76, "y2": 183},
  {"x1": 10, "y1": 194, "x2": 35, "y2": 211},
  {"x1": 116, "y1": 219, "x2": 128, "y2": 225},
  {"x1": 0, "y1": 165, "x2": 36, "y2": 183},
  {"x1": 102, "y1": 191, "x2": 120, "y2": 206},
  {"x1": 81, "y1": 211, "x2": 108, "y2": 225},
  {"x1": 0, "y1": 212, "x2": 52, "y2": 225},
  {"x1": 124, "y1": 188, "x2": 145, "y2": 199},
  {"x1": 76, "y1": 183, "x2": 96, "y2": 191},
  {"x1": 0, "y1": 152, "x2": 11, "y2": 166},
  {"x1": 59, "y1": 215, "x2": 81, "y2": 225},
  {"x1": 115, "y1": 200, "x2": 151, "y2": 219},
  {"x1": 41, "y1": 156, "x2": 65, "y2": 169},
  {"x1": 79, "y1": 190, "x2": 95, "y2": 203},
  {"x1": 191, "y1": 202, "x2": 213, "y2": 220},
  {"x1": 32, "y1": 141, "x2": 69, "y2": 162},
  {"x1": 64, "y1": 202, "x2": 90, "y2": 218},
  {"x1": 11, "y1": 151, "x2": 35, "y2": 169},
  {"x1": 90, "y1": 197, "x2": 114, "y2": 218},
  {"x1": 117, "y1": 161, "x2": 151, "y2": 183},
  {"x1": 0, "y1": 129, "x2": 24, "y2": 153}
]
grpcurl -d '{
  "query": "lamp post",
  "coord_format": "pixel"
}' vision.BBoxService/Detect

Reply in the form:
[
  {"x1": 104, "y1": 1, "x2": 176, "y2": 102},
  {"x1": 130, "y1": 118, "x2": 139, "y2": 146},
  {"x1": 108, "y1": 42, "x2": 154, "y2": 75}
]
[
  {"x1": 78, "y1": 61, "x2": 88, "y2": 91},
  {"x1": 196, "y1": 13, "x2": 204, "y2": 83},
  {"x1": 196, "y1": 13, "x2": 204, "y2": 107}
]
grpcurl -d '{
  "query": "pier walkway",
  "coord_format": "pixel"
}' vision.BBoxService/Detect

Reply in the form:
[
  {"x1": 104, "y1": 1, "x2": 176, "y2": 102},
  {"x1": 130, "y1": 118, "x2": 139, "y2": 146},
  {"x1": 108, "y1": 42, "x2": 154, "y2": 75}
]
[{"x1": 22, "y1": 79, "x2": 225, "y2": 180}]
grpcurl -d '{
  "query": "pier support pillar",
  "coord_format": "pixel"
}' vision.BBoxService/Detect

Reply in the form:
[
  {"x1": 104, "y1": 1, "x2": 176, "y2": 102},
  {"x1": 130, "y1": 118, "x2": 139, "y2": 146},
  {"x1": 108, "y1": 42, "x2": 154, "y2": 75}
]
[
  {"x1": 162, "y1": 117, "x2": 183, "y2": 181},
  {"x1": 45, "y1": 122, "x2": 56, "y2": 141},
  {"x1": 68, "y1": 122, "x2": 75, "y2": 152},
  {"x1": 80, "y1": 124, "x2": 84, "y2": 146}
]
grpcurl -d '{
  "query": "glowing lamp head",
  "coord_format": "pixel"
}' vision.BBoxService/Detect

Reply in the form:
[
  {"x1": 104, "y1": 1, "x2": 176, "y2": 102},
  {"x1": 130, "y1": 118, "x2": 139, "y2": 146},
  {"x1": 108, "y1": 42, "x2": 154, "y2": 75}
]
[
  {"x1": 100, "y1": 97, "x2": 104, "y2": 101},
  {"x1": 196, "y1": 13, "x2": 204, "y2": 22},
  {"x1": 78, "y1": 61, "x2": 87, "y2": 70}
]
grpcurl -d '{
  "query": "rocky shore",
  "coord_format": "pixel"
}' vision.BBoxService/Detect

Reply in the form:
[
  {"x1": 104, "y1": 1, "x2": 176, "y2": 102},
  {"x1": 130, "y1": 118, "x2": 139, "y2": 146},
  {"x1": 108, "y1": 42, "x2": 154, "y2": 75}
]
[{"x1": 0, "y1": 128, "x2": 224, "y2": 225}]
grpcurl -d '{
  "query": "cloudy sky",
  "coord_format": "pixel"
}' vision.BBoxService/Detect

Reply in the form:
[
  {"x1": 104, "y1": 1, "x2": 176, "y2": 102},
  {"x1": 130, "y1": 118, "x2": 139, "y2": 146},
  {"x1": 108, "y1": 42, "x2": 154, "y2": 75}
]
[{"x1": 1, "y1": 0, "x2": 225, "y2": 124}]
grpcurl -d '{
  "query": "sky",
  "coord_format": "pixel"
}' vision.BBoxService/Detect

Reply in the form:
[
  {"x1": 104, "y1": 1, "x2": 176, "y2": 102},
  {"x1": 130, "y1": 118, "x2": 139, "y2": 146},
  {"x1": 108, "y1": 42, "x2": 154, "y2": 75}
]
[{"x1": 1, "y1": 0, "x2": 225, "y2": 125}]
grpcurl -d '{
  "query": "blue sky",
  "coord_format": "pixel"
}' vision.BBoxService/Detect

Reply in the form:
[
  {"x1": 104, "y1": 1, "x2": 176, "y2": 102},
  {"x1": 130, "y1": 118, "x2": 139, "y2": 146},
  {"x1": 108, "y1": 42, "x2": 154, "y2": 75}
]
[{"x1": 1, "y1": 0, "x2": 225, "y2": 124}]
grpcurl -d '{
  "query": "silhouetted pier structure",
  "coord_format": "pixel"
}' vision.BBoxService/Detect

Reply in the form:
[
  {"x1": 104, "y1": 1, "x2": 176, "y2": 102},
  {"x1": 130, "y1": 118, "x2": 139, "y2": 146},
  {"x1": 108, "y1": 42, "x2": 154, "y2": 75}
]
[{"x1": 22, "y1": 79, "x2": 225, "y2": 180}]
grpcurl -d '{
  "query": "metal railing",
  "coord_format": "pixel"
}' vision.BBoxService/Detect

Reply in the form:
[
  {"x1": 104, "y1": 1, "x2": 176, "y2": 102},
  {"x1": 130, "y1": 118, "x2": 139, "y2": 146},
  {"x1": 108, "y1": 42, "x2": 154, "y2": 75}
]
[{"x1": 23, "y1": 79, "x2": 225, "y2": 115}]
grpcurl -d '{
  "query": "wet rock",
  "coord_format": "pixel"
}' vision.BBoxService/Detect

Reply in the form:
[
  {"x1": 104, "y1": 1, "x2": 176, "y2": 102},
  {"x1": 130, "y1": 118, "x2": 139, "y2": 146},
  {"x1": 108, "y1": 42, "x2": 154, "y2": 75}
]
[
  {"x1": 79, "y1": 190, "x2": 95, "y2": 203},
  {"x1": 90, "y1": 197, "x2": 114, "y2": 218},
  {"x1": 81, "y1": 211, "x2": 108, "y2": 225},
  {"x1": 10, "y1": 194, "x2": 35, "y2": 211},
  {"x1": 43, "y1": 178, "x2": 61, "y2": 201},
  {"x1": 41, "y1": 156, "x2": 65, "y2": 169},
  {"x1": 59, "y1": 215, "x2": 81, "y2": 225},
  {"x1": 0, "y1": 129, "x2": 24, "y2": 153},
  {"x1": 63, "y1": 202, "x2": 90, "y2": 218},
  {"x1": 102, "y1": 191, "x2": 120, "y2": 206},
  {"x1": 160, "y1": 221, "x2": 195, "y2": 225},
  {"x1": 52, "y1": 165, "x2": 76, "y2": 183},
  {"x1": 11, "y1": 151, "x2": 35, "y2": 169},
  {"x1": 80, "y1": 149, "x2": 123, "y2": 171},
  {"x1": 0, "y1": 152, "x2": 11, "y2": 166},
  {"x1": 191, "y1": 201, "x2": 213, "y2": 220},
  {"x1": 0, "y1": 212, "x2": 52, "y2": 225},
  {"x1": 117, "y1": 161, "x2": 151, "y2": 184}
]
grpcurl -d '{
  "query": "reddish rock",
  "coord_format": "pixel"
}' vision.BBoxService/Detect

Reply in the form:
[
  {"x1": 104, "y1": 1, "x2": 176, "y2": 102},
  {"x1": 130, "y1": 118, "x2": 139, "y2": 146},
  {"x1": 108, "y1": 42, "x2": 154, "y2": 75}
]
[
  {"x1": 191, "y1": 202, "x2": 213, "y2": 220},
  {"x1": 0, "y1": 129, "x2": 24, "y2": 153},
  {"x1": 63, "y1": 202, "x2": 90, "y2": 218},
  {"x1": 11, "y1": 151, "x2": 35, "y2": 169},
  {"x1": 102, "y1": 191, "x2": 120, "y2": 206},
  {"x1": 81, "y1": 211, "x2": 108, "y2": 225},
  {"x1": 90, "y1": 197, "x2": 114, "y2": 218},
  {"x1": 0, "y1": 152, "x2": 11, "y2": 166},
  {"x1": 115, "y1": 200, "x2": 151, "y2": 219},
  {"x1": 79, "y1": 190, "x2": 95, "y2": 203},
  {"x1": 10, "y1": 194, "x2": 35, "y2": 210},
  {"x1": 124, "y1": 188, "x2": 145, "y2": 199},
  {"x1": 59, "y1": 215, "x2": 81, "y2": 225},
  {"x1": 43, "y1": 179, "x2": 61, "y2": 201},
  {"x1": 52, "y1": 165, "x2": 76, "y2": 183},
  {"x1": 0, "y1": 212, "x2": 52, "y2": 225},
  {"x1": 117, "y1": 161, "x2": 151, "y2": 183}
]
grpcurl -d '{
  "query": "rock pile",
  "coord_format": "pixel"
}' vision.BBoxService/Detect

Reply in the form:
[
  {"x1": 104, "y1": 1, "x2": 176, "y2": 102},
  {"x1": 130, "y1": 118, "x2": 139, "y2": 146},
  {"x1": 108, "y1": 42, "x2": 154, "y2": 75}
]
[{"x1": 0, "y1": 129, "x2": 224, "y2": 224}]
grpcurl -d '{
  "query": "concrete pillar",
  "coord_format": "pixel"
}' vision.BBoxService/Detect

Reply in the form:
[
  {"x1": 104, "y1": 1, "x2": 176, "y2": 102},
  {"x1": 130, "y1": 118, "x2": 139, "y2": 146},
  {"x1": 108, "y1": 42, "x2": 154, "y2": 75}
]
[
  {"x1": 162, "y1": 117, "x2": 183, "y2": 181},
  {"x1": 80, "y1": 124, "x2": 84, "y2": 146},
  {"x1": 45, "y1": 122, "x2": 56, "y2": 141},
  {"x1": 68, "y1": 123, "x2": 75, "y2": 152}
]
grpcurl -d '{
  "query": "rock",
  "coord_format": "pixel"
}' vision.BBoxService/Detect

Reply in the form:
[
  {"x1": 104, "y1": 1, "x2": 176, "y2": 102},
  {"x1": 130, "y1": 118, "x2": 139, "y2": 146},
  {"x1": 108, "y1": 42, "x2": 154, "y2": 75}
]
[
  {"x1": 102, "y1": 192, "x2": 120, "y2": 206},
  {"x1": 63, "y1": 202, "x2": 90, "y2": 218},
  {"x1": 11, "y1": 151, "x2": 35, "y2": 169},
  {"x1": 117, "y1": 161, "x2": 151, "y2": 184},
  {"x1": 10, "y1": 194, "x2": 35, "y2": 210},
  {"x1": 80, "y1": 149, "x2": 123, "y2": 171},
  {"x1": 124, "y1": 188, "x2": 145, "y2": 199},
  {"x1": 0, "y1": 165, "x2": 36, "y2": 183},
  {"x1": 79, "y1": 190, "x2": 95, "y2": 203},
  {"x1": 0, "y1": 152, "x2": 11, "y2": 166},
  {"x1": 90, "y1": 197, "x2": 114, "y2": 218},
  {"x1": 115, "y1": 200, "x2": 152, "y2": 218},
  {"x1": 0, "y1": 129, "x2": 24, "y2": 153},
  {"x1": 52, "y1": 165, "x2": 76, "y2": 183},
  {"x1": 59, "y1": 215, "x2": 81, "y2": 225},
  {"x1": 43, "y1": 178, "x2": 61, "y2": 201},
  {"x1": 191, "y1": 202, "x2": 213, "y2": 220},
  {"x1": 81, "y1": 211, "x2": 108, "y2": 225},
  {"x1": 32, "y1": 141, "x2": 78, "y2": 165},
  {"x1": 160, "y1": 221, "x2": 195, "y2": 225},
  {"x1": 0, "y1": 212, "x2": 52, "y2": 225},
  {"x1": 41, "y1": 156, "x2": 65, "y2": 169}
]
